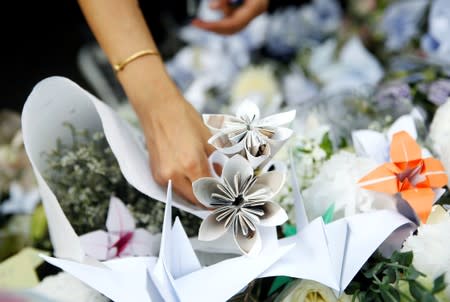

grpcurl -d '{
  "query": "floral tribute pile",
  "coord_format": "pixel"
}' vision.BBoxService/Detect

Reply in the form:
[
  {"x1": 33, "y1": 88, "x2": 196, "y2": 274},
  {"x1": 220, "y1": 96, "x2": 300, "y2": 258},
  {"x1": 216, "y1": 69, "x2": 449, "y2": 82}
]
[{"x1": 2, "y1": 0, "x2": 450, "y2": 301}]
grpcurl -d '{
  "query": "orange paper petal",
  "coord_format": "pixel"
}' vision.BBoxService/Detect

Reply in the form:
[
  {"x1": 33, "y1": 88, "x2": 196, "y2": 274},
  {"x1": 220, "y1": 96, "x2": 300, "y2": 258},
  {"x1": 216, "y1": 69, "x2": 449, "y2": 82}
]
[
  {"x1": 421, "y1": 157, "x2": 448, "y2": 188},
  {"x1": 401, "y1": 188, "x2": 434, "y2": 223},
  {"x1": 358, "y1": 164, "x2": 399, "y2": 194},
  {"x1": 390, "y1": 131, "x2": 422, "y2": 165}
]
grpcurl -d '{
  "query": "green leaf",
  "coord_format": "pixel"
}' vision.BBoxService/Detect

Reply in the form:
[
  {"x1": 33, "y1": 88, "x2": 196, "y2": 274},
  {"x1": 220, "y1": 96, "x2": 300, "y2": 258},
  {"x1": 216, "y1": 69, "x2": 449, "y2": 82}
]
[
  {"x1": 268, "y1": 276, "x2": 293, "y2": 295},
  {"x1": 319, "y1": 132, "x2": 333, "y2": 159},
  {"x1": 322, "y1": 203, "x2": 335, "y2": 224},
  {"x1": 282, "y1": 223, "x2": 297, "y2": 237},
  {"x1": 432, "y1": 274, "x2": 447, "y2": 294}
]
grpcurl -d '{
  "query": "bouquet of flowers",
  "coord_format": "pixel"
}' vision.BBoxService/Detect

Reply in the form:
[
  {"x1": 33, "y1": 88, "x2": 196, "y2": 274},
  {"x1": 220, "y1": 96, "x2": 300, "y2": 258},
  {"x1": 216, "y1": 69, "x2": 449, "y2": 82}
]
[{"x1": 10, "y1": 76, "x2": 447, "y2": 302}]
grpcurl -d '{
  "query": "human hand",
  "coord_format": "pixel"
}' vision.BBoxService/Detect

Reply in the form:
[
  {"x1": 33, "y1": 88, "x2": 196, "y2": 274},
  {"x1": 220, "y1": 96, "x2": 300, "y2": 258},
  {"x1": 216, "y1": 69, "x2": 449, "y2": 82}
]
[
  {"x1": 139, "y1": 94, "x2": 215, "y2": 207},
  {"x1": 192, "y1": 0, "x2": 269, "y2": 35}
]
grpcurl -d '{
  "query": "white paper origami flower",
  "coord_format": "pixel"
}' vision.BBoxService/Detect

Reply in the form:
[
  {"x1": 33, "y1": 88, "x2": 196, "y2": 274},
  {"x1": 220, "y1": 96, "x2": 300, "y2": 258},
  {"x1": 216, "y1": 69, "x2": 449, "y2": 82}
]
[
  {"x1": 79, "y1": 196, "x2": 160, "y2": 260},
  {"x1": 203, "y1": 101, "x2": 296, "y2": 169},
  {"x1": 193, "y1": 155, "x2": 287, "y2": 255}
]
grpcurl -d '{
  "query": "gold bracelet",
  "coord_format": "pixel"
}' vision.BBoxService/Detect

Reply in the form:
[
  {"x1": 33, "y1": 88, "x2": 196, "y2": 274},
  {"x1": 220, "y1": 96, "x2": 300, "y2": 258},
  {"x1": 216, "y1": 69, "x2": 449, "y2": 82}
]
[{"x1": 113, "y1": 49, "x2": 160, "y2": 73}]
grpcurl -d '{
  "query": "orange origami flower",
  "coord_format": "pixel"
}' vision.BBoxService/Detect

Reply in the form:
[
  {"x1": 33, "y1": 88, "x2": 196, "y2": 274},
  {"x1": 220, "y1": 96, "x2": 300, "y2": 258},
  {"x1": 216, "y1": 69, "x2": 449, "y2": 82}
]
[{"x1": 358, "y1": 131, "x2": 447, "y2": 223}]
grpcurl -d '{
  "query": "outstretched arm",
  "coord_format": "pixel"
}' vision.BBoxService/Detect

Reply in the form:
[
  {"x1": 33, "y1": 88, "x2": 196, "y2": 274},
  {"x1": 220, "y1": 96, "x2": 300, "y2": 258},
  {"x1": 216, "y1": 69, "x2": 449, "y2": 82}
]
[{"x1": 78, "y1": 0, "x2": 214, "y2": 205}]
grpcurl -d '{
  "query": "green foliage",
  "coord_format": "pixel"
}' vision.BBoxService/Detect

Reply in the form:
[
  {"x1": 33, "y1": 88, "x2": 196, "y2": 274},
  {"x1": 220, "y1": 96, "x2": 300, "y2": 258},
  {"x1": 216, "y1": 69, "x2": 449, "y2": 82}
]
[
  {"x1": 319, "y1": 132, "x2": 334, "y2": 159},
  {"x1": 346, "y1": 251, "x2": 447, "y2": 302},
  {"x1": 43, "y1": 124, "x2": 200, "y2": 236}
]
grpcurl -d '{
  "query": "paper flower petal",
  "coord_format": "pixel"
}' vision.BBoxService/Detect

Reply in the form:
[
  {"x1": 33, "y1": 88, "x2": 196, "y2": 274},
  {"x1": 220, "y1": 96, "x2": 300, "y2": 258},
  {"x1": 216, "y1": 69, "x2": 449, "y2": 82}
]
[
  {"x1": 390, "y1": 131, "x2": 422, "y2": 165},
  {"x1": 233, "y1": 224, "x2": 262, "y2": 256},
  {"x1": 258, "y1": 110, "x2": 296, "y2": 128},
  {"x1": 358, "y1": 163, "x2": 400, "y2": 194},
  {"x1": 422, "y1": 157, "x2": 448, "y2": 187},
  {"x1": 208, "y1": 132, "x2": 246, "y2": 154},
  {"x1": 106, "y1": 197, "x2": 135, "y2": 233},
  {"x1": 258, "y1": 202, "x2": 288, "y2": 226},
  {"x1": 222, "y1": 155, "x2": 254, "y2": 188},
  {"x1": 387, "y1": 115, "x2": 417, "y2": 142},
  {"x1": 236, "y1": 100, "x2": 260, "y2": 121},
  {"x1": 250, "y1": 171, "x2": 285, "y2": 197},
  {"x1": 79, "y1": 230, "x2": 110, "y2": 260},
  {"x1": 203, "y1": 114, "x2": 241, "y2": 132},
  {"x1": 401, "y1": 188, "x2": 435, "y2": 223},
  {"x1": 193, "y1": 178, "x2": 223, "y2": 207},
  {"x1": 198, "y1": 212, "x2": 229, "y2": 241},
  {"x1": 129, "y1": 228, "x2": 160, "y2": 257},
  {"x1": 352, "y1": 130, "x2": 389, "y2": 163}
]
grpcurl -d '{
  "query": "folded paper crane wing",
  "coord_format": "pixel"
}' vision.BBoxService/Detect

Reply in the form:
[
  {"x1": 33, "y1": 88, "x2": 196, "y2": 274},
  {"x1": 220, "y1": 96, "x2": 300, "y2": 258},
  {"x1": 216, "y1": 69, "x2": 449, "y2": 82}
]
[
  {"x1": 148, "y1": 182, "x2": 295, "y2": 302},
  {"x1": 40, "y1": 181, "x2": 294, "y2": 302},
  {"x1": 260, "y1": 155, "x2": 413, "y2": 295},
  {"x1": 358, "y1": 131, "x2": 448, "y2": 223}
]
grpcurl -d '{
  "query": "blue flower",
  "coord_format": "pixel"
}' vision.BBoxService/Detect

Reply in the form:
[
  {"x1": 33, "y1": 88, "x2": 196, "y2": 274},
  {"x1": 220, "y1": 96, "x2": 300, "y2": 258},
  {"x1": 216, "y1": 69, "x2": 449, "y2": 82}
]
[
  {"x1": 379, "y1": 0, "x2": 428, "y2": 51},
  {"x1": 421, "y1": 0, "x2": 450, "y2": 63},
  {"x1": 265, "y1": 0, "x2": 341, "y2": 59}
]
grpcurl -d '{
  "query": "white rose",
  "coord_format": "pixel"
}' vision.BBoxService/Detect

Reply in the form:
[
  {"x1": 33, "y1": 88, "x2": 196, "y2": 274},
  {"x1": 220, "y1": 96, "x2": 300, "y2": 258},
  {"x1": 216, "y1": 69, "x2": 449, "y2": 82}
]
[
  {"x1": 230, "y1": 65, "x2": 282, "y2": 115},
  {"x1": 428, "y1": 97, "x2": 450, "y2": 187},
  {"x1": 277, "y1": 279, "x2": 353, "y2": 302},
  {"x1": 303, "y1": 151, "x2": 396, "y2": 221},
  {"x1": 402, "y1": 206, "x2": 450, "y2": 298}
]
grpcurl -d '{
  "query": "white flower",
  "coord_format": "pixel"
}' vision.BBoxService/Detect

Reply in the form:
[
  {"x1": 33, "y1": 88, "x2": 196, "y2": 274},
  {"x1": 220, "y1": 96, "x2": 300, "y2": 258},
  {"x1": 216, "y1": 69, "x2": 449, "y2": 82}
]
[
  {"x1": 402, "y1": 206, "x2": 450, "y2": 297},
  {"x1": 309, "y1": 37, "x2": 384, "y2": 93},
  {"x1": 230, "y1": 65, "x2": 282, "y2": 115},
  {"x1": 179, "y1": 7, "x2": 268, "y2": 68},
  {"x1": 429, "y1": 98, "x2": 450, "y2": 158},
  {"x1": 203, "y1": 101, "x2": 296, "y2": 169},
  {"x1": 303, "y1": 151, "x2": 396, "y2": 221},
  {"x1": 193, "y1": 155, "x2": 287, "y2": 255},
  {"x1": 277, "y1": 279, "x2": 352, "y2": 302},
  {"x1": 165, "y1": 46, "x2": 238, "y2": 111},
  {"x1": 0, "y1": 183, "x2": 40, "y2": 215},
  {"x1": 32, "y1": 272, "x2": 108, "y2": 302}
]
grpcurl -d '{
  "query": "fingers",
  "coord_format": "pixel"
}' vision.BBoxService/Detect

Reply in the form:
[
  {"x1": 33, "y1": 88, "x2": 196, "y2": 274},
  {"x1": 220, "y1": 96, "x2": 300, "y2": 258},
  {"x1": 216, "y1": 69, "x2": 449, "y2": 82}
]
[
  {"x1": 209, "y1": 0, "x2": 233, "y2": 15},
  {"x1": 192, "y1": 0, "x2": 265, "y2": 35}
]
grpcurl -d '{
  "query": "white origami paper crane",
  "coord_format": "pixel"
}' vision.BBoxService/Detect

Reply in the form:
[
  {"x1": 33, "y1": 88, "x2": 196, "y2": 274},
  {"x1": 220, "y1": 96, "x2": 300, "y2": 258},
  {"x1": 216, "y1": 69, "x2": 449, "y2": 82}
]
[
  {"x1": 37, "y1": 181, "x2": 294, "y2": 302},
  {"x1": 260, "y1": 155, "x2": 413, "y2": 296},
  {"x1": 193, "y1": 154, "x2": 288, "y2": 256},
  {"x1": 203, "y1": 101, "x2": 296, "y2": 169},
  {"x1": 80, "y1": 196, "x2": 160, "y2": 260},
  {"x1": 147, "y1": 182, "x2": 294, "y2": 302}
]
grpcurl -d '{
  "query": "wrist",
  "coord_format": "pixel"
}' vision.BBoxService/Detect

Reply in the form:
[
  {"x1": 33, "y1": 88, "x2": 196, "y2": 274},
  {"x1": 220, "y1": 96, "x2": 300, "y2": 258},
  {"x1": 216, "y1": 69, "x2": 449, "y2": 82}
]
[{"x1": 117, "y1": 56, "x2": 181, "y2": 111}]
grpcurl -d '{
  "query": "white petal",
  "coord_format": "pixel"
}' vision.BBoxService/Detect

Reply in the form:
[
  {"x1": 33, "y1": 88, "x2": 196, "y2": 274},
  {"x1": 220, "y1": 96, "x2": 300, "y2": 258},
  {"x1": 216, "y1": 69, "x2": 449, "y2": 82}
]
[
  {"x1": 193, "y1": 178, "x2": 223, "y2": 207},
  {"x1": 233, "y1": 225, "x2": 262, "y2": 256},
  {"x1": 208, "y1": 132, "x2": 246, "y2": 154},
  {"x1": 222, "y1": 155, "x2": 254, "y2": 187},
  {"x1": 198, "y1": 213, "x2": 230, "y2": 241},
  {"x1": 258, "y1": 110, "x2": 296, "y2": 128},
  {"x1": 251, "y1": 171, "x2": 285, "y2": 197},
  {"x1": 79, "y1": 230, "x2": 110, "y2": 260},
  {"x1": 258, "y1": 202, "x2": 288, "y2": 227},
  {"x1": 236, "y1": 100, "x2": 260, "y2": 121},
  {"x1": 129, "y1": 229, "x2": 160, "y2": 257},
  {"x1": 387, "y1": 115, "x2": 417, "y2": 141},
  {"x1": 351, "y1": 130, "x2": 388, "y2": 163},
  {"x1": 203, "y1": 114, "x2": 241, "y2": 132},
  {"x1": 267, "y1": 127, "x2": 294, "y2": 142},
  {"x1": 106, "y1": 196, "x2": 135, "y2": 233}
]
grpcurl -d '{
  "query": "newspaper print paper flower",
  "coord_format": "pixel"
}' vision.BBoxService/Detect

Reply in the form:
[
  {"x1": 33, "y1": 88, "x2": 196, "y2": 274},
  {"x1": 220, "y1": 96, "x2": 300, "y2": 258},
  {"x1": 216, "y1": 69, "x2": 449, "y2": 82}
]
[
  {"x1": 193, "y1": 155, "x2": 287, "y2": 255},
  {"x1": 203, "y1": 101, "x2": 296, "y2": 169}
]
